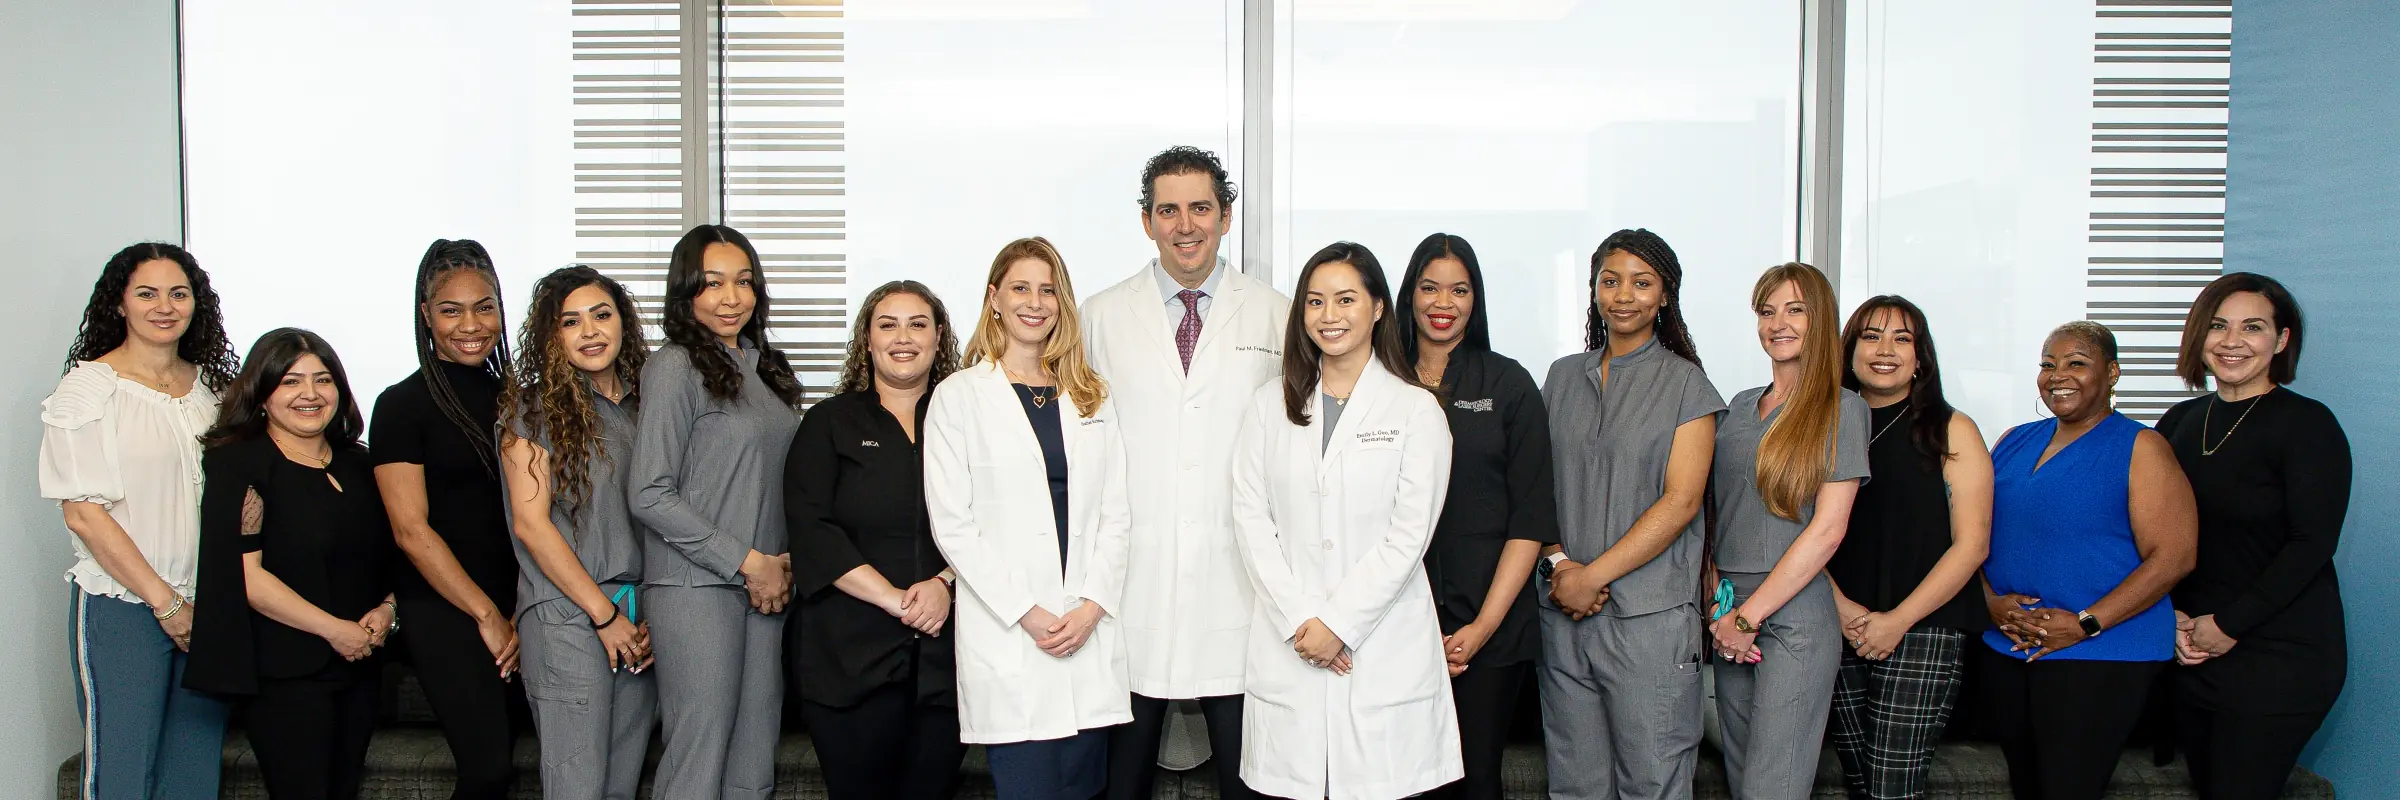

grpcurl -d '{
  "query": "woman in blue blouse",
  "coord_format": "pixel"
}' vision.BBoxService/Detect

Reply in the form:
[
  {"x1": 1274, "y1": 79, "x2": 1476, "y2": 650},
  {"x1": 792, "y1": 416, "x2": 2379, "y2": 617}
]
[{"x1": 1979, "y1": 320, "x2": 2196, "y2": 800}]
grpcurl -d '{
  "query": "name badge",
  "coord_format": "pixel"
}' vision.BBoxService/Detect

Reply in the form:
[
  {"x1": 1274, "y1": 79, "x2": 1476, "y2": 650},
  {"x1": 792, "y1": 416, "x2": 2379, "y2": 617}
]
[
  {"x1": 861, "y1": 440, "x2": 881, "y2": 447},
  {"x1": 1452, "y1": 398, "x2": 1494, "y2": 413}
]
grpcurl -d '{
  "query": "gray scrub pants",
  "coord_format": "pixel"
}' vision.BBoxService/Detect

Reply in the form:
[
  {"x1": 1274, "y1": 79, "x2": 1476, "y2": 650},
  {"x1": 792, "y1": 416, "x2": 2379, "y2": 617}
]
[
  {"x1": 1712, "y1": 571, "x2": 1840, "y2": 800},
  {"x1": 1536, "y1": 602, "x2": 1705, "y2": 800},
  {"x1": 519, "y1": 587, "x2": 657, "y2": 800},
  {"x1": 648, "y1": 584, "x2": 788, "y2": 800}
]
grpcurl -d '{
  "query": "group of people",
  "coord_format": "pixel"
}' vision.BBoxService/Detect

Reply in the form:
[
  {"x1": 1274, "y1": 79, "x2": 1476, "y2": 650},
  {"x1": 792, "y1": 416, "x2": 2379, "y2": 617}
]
[{"x1": 44, "y1": 145, "x2": 2347, "y2": 800}]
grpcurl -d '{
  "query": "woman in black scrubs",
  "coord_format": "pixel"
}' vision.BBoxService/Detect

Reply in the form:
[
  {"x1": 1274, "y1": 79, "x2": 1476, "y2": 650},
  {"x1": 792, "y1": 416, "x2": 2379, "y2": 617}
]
[
  {"x1": 370, "y1": 239, "x2": 522, "y2": 799},
  {"x1": 1396, "y1": 233, "x2": 1556, "y2": 800},
  {"x1": 186, "y1": 328, "x2": 396, "y2": 799},
  {"x1": 786, "y1": 280, "x2": 969, "y2": 800},
  {"x1": 2158, "y1": 273, "x2": 2351, "y2": 800}
]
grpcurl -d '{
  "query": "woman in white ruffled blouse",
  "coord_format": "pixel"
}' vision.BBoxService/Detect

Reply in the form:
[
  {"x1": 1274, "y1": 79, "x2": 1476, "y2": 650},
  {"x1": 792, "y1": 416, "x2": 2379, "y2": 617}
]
[{"x1": 39, "y1": 242, "x2": 244, "y2": 800}]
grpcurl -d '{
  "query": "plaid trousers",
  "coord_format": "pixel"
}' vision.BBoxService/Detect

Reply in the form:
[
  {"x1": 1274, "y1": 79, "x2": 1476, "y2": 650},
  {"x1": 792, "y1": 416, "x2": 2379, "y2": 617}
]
[{"x1": 1828, "y1": 627, "x2": 1967, "y2": 800}]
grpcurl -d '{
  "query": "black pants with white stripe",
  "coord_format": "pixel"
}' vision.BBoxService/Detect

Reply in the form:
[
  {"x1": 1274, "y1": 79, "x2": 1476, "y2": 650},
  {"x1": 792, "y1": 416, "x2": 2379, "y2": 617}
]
[{"x1": 1828, "y1": 627, "x2": 1966, "y2": 800}]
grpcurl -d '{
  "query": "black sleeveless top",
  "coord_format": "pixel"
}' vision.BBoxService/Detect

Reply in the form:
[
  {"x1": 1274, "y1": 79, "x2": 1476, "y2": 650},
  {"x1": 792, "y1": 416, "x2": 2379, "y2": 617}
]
[{"x1": 1827, "y1": 402, "x2": 1984, "y2": 632}]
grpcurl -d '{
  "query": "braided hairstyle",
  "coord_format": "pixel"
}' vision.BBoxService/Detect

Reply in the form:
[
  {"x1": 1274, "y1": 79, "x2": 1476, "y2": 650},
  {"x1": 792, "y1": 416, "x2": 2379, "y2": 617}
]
[
  {"x1": 1586, "y1": 229, "x2": 1701, "y2": 367},
  {"x1": 409, "y1": 239, "x2": 513, "y2": 477},
  {"x1": 65, "y1": 242, "x2": 242, "y2": 393},
  {"x1": 662, "y1": 224, "x2": 806, "y2": 408}
]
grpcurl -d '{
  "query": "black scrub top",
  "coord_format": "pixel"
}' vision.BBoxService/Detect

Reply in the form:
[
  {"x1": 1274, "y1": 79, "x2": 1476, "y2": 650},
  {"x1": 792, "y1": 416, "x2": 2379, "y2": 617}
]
[
  {"x1": 786, "y1": 389, "x2": 956, "y2": 708},
  {"x1": 371, "y1": 360, "x2": 515, "y2": 607},
  {"x1": 1423, "y1": 348, "x2": 1558, "y2": 667}
]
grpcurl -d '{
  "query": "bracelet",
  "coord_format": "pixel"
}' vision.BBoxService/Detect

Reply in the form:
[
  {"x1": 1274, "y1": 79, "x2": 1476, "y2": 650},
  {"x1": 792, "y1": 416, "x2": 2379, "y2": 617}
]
[
  {"x1": 383, "y1": 599, "x2": 400, "y2": 633},
  {"x1": 591, "y1": 604, "x2": 622, "y2": 630},
  {"x1": 153, "y1": 595, "x2": 186, "y2": 622}
]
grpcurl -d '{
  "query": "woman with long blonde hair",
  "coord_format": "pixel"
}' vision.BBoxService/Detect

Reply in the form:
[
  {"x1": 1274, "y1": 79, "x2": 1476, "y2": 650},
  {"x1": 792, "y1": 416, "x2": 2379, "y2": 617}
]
[
  {"x1": 924, "y1": 237, "x2": 1134, "y2": 800},
  {"x1": 1705, "y1": 262, "x2": 1872, "y2": 800}
]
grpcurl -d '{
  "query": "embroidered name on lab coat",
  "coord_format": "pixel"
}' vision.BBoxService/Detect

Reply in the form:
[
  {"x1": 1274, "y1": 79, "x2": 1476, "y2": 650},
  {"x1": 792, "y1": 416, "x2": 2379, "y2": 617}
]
[
  {"x1": 1080, "y1": 418, "x2": 1106, "y2": 427},
  {"x1": 1452, "y1": 398, "x2": 1494, "y2": 413},
  {"x1": 1235, "y1": 344, "x2": 1283, "y2": 357},
  {"x1": 1355, "y1": 428, "x2": 1401, "y2": 445}
]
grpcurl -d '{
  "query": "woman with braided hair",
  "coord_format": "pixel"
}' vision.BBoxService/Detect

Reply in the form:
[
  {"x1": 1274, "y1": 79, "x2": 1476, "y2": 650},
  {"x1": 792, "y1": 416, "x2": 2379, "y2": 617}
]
[
  {"x1": 1534, "y1": 229, "x2": 1724, "y2": 800},
  {"x1": 371, "y1": 238, "x2": 526, "y2": 799}
]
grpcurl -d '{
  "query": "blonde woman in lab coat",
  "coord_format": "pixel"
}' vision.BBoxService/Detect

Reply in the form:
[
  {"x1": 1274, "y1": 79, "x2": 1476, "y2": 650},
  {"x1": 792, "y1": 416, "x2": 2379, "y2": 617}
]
[
  {"x1": 925, "y1": 236, "x2": 1135, "y2": 800},
  {"x1": 1230, "y1": 241, "x2": 1462, "y2": 800}
]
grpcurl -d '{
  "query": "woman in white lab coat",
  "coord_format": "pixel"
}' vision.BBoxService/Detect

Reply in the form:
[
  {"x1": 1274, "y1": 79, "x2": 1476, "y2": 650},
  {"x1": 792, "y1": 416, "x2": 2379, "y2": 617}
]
[
  {"x1": 1230, "y1": 241, "x2": 1462, "y2": 800},
  {"x1": 924, "y1": 236, "x2": 1134, "y2": 800}
]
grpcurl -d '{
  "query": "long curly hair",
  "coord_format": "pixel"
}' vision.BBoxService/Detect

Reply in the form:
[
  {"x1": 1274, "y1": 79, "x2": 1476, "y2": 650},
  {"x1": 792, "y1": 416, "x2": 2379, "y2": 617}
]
[
  {"x1": 837, "y1": 280, "x2": 961, "y2": 395},
  {"x1": 964, "y1": 237, "x2": 1108, "y2": 418},
  {"x1": 661, "y1": 224, "x2": 806, "y2": 407},
  {"x1": 64, "y1": 242, "x2": 241, "y2": 393},
  {"x1": 500, "y1": 267, "x2": 648, "y2": 518},
  {"x1": 1587, "y1": 229, "x2": 1702, "y2": 367},
  {"x1": 409, "y1": 239, "x2": 513, "y2": 477}
]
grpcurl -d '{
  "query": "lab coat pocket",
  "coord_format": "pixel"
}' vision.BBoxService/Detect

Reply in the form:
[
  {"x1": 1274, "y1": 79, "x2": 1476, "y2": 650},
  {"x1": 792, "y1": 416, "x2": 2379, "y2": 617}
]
[{"x1": 1339, "y1": 444, "x2": 1406, "y2": 525}]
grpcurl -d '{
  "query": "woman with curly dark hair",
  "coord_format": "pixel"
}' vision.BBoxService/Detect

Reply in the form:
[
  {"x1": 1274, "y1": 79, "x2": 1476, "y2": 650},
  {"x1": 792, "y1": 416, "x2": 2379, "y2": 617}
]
[
  {"x1": 500, "y1": 266, "x2": 658, "y2": 800},
  {"x1": 42, "y1": 242, "x2": 241, "y2": 800},
  {"x1": 784, "y1": 280, "x2": 968, "y2": 799},
  {"x1": 631, "y1": 223, "x2": 806, "y2": 798},
  {"x1": 369, "y1": 239, "x2": 525, "y2": 799}
]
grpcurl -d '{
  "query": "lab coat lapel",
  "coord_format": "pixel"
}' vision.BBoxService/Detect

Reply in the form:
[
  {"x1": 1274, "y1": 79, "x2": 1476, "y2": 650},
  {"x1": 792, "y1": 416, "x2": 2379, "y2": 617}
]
[
  {"x1": 1185, "y1": 277, "x2": 1248, "y2": 386},
  {"x1": 972, "y1": 362, "x2": 1047, "y2": 465},
  {"x1": 1123, "y1": 279, "x2": 1189, "y2": 388},
  {"x1": 1313, "y1": 361, "x2": 1399, "y2": 487}
]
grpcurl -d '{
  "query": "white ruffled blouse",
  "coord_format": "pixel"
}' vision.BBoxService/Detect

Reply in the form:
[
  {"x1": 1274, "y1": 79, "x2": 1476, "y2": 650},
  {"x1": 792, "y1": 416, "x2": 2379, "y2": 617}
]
[{"x1": 37, "y1": 362, "x2": 219, "y2": 600}]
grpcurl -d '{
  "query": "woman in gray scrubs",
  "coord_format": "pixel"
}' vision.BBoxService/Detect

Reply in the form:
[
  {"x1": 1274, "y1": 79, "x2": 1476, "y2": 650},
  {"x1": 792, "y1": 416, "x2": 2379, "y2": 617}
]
[
  {"x1": 630, "y1": 225, "x2": 808, "y2": 800},
  {"x1": 1706, "y1": 262, "x2": 1870, "y2": 800},
  {"x1": 1535, "y1": 229, "x2": 1723, "y2": 800},
  {"x1": 501, "y1": 267, "x2": 658, "y2": 800}
]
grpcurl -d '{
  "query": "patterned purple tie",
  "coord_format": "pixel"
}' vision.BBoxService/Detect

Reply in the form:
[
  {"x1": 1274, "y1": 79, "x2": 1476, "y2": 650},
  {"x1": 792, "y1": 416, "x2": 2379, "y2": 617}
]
[{"x1": 1176, "y1": 289, "x2": 1206, "y2": 373}]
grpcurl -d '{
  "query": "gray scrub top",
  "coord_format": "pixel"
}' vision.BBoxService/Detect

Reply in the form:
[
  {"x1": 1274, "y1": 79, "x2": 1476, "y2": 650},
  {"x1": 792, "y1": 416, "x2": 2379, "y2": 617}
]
[
  {"x1": 1710, "y1": 385, "x2": 1872, "y2": 574},
  {"x1": 1541, "y1": 337, "x2": 1726, "y2": 617},
  {"x1": 629, "y1": 340, "x2": 803, "y2": 588},
  {"x1": 506, "y1": 382, "x2": 646, "y2": 614}
]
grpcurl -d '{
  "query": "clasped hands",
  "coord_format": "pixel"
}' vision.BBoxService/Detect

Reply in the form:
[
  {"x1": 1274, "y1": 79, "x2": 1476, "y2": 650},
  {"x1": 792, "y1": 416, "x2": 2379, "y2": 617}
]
[
  {"x1": 1833, "y1": 596, "x2": 1910, "y2": 661},
  {"x1": 1987, "y1": 593, "x2": 2091, "y2": 661},
  {"x1": 877, "y1": 576, "x2": 952, "y2": 636},
  {"x1": 1545, "y1": 559, "x2": 1612, "y2": 621},
  {"x1": 1019, "y1": 601, "x2": 1104, "y2": 658},
  {"x1": 741, "y1": 550, "x2": 793, "y2": 614},
  {"x1": 1293, "y1": 618, "x2": 1352, "y2": 675},
  {"x1": 2174, "y1": 610, "x2": 2237, "y2": 664}
]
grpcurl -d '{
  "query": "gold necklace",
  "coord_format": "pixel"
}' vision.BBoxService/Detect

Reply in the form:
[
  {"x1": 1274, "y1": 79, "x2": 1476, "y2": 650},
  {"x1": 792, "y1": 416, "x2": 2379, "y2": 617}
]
[
  {"x1": 1869, "y1": 400, "x2": 1912, "y2": 445},
  {"x1": 269, "y1": 433, "x2": 331, "y2": 468},
  {"x1": 2200, "y1": 390, "x2": 2266, "y2": 456},
  {"x1": 1004, "y1": 366, "x2": 1056, "y2": 409}
]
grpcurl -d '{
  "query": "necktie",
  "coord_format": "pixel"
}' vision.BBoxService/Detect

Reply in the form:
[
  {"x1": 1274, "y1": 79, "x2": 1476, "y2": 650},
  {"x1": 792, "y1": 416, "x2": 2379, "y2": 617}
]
[{"x1": 1176, "y1": 289, "x2": 1206, "y2": 373}]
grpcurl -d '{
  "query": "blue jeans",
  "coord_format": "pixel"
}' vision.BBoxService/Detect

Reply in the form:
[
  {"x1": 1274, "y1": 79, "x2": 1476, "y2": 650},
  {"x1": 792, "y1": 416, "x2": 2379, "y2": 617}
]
[{"x1": 69, "y1": 588, "x2": 230, "y2": 800}]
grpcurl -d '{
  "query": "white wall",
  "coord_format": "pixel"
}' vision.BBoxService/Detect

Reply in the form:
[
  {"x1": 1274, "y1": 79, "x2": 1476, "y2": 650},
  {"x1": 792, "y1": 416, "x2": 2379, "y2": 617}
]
[{"x1": 0, "y1": 0, "x2": 185, "y2": 796}]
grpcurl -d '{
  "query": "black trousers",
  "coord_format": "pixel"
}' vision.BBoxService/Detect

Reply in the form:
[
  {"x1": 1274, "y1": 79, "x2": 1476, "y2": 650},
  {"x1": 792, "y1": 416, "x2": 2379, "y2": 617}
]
[
  {"x1": 799, "y1": 680, "x2": 967, "y2": 800},
  {"x1": 248, "y1": 661, "x2": 379, "y2": 800},
  {"x1": 1976, "y1": 647, "x2": 2164, "y2": 800},
  {"x1": 1426, "y1": 661, "x2": 1530, "y2": 800},
  {"x1": 2172, "y1": 699, "x2": 2325, "y2": 800},
  {"x1": 398, "y1": 595, "x2": 526, "y2": 800},
  {"x1": 1106, "y1": 692, "x2": 1252, "y2": 800}
]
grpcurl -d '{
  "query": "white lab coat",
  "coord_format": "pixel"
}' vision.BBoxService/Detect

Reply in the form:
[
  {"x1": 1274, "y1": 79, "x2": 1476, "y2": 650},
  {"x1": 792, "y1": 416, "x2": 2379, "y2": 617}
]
[
  {"x1": 923, "y1": 361, "x2": 1135, "y2": 744},
  {"x1": 1081, "y1": 265, "x2": 1291, "y2": 698},
  {"x1": 1230, "y1": 362, "x2": 1463, "y2": 800}
]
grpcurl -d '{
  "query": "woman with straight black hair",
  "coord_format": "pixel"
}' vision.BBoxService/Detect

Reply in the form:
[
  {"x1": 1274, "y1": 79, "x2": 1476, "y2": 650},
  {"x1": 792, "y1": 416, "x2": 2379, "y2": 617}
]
[
  {"x1": 1536, "y1": 229, "x2": 1722, "y2": 800},
  {"x1": 2158, "y1": 273, "x2": 2350, "y2": 800},
  {"x1": 186, "y1": 328, "x2": 396, "y2": 799},
  {"x1": 1708, "y1": 262, "x2": 1871, "y2": 800},
  {"x1": 501, "y1": 266, "x2": 658, "y2": 800},
  {"x1": 632, "y1": 223, "x2": 806, "y2": 799},
  {"x1": 1396, "y1": 233, "x2": 1556, "y2": 800},
  {"x1": 371, "y1": 239, "x2": 524, "y2": 799},
  {"x1": 44, "y1": 243, "x2": 242, "y2": 800},
  {"x1": 1826, "y1": 295, "x2": 1993, "y2": 800},
  {"x1": 789, "y1": 280, "x2": 970, "y2": 800},
  {"x1": 1231, "y1": 241, "x2": 1462, "y2": 800}
]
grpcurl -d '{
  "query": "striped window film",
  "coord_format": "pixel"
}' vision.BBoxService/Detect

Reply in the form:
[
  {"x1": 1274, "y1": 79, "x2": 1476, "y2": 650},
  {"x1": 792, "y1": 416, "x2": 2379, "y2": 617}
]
[
  {"x1": 2085, "y1": 0, "x2": 2229, "y2": 421},
  {"x1": 721, "y1": 0, "x2": 848, "y2": 386},
  {"x1": 571, "y1": 0, "x2": 687, "y2": 347}
]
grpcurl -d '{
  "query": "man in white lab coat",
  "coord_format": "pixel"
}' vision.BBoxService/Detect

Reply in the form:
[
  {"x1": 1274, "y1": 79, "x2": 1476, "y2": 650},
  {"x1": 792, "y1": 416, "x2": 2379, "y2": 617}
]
[{"x1": 1082, "y1": 146, "x2": 1288, "y2": 800}]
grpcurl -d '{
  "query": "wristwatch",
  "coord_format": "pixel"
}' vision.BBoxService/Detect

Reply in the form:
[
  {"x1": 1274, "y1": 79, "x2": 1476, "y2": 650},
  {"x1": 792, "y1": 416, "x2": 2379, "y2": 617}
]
[
  {"x1": 2076, "y1": 610, "x2": 2103, "y2": 638},
  {"x1": 1536, "y1": 551, "x2": 1570, "y2": 580},
  {"x1": 1732, "y1": 613, "x2": 1759, "y2": 634}
]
